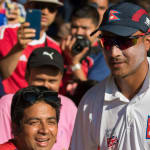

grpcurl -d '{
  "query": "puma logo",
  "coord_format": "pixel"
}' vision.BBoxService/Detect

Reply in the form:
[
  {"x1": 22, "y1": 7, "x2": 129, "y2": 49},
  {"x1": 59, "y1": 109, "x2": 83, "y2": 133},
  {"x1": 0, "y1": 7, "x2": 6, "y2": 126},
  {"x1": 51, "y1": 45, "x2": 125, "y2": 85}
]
[{"x1": 43, "y1": 51, "x2": 54, "y2": 60}]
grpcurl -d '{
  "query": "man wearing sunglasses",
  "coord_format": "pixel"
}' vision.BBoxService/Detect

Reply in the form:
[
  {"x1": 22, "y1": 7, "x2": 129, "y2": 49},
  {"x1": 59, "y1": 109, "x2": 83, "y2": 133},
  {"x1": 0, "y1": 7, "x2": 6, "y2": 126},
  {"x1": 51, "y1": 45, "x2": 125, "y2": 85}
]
[
  {"x1": 0, "y1": 86, "x2": 61, "y2": 150},
  {"x1": 0, "y1": 0, "x2": 63, "y2": 94},
  {"x1": 0, "y1": 47, "x2": 77, "y2": 150},
  {"x1": 70, "y1": 2, "x2": 150, "y2": 150}
]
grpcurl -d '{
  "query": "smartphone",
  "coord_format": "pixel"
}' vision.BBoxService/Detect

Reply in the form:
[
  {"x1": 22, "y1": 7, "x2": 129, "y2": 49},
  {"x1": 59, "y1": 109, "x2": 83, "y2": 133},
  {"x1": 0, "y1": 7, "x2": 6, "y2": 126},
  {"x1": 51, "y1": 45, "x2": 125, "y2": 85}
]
[{"x1": 26, "y1": 9, "x2": 41, "y2": 40}]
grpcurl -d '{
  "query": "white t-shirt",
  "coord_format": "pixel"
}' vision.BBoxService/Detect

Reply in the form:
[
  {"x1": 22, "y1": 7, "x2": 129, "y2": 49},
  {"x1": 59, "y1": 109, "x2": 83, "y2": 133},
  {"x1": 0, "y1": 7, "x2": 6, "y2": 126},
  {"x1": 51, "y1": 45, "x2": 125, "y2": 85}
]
[{"x1": 70, "y1": 58, "x2": 150, "y2": 150}]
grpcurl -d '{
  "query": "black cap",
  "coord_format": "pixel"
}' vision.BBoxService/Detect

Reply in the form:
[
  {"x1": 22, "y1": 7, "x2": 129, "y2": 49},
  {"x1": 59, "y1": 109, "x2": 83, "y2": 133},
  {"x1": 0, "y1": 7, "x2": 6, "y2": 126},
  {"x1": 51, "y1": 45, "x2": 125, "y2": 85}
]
[
  {"x1": 27, "y1": 47, "x2": 64, "y2": 72},
  {"x1": 91, "y1": 2, "x2": 150, "y2": 36}
]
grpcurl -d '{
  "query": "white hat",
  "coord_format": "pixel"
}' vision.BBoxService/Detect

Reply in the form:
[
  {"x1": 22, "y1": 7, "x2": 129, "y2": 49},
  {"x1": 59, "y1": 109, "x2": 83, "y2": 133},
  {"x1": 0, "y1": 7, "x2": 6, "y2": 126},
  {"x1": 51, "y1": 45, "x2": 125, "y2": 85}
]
[{"x1": 28, "y1": 0, "x2": 63, "y2": 6}]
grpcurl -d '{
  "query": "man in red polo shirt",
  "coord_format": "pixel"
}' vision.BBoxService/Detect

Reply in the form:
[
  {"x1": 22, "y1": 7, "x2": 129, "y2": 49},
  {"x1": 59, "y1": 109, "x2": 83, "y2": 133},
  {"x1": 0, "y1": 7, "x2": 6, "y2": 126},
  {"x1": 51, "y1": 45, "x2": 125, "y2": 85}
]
[{"x1": 0, "y1": 0, "x2": 63, "y2": 94}]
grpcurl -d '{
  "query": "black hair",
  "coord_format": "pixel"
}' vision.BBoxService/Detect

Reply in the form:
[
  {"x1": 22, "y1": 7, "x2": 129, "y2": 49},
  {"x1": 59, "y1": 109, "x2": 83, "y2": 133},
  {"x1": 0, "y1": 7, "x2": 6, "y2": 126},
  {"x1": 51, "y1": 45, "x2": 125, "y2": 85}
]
[
  {"x1": 11, "y1": 86, "x2": 61, "y2": 128},
  {"x1": 71, "y1": 4, "x2": 100, "y2": 27}
]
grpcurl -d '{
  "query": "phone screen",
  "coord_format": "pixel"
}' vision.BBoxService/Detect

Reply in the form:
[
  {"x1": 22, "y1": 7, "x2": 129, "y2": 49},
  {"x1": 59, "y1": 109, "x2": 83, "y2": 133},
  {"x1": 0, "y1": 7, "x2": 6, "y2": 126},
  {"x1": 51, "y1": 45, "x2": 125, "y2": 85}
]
[{"x1": 26, "y1": 9, "x2": 41, "y2": 40}]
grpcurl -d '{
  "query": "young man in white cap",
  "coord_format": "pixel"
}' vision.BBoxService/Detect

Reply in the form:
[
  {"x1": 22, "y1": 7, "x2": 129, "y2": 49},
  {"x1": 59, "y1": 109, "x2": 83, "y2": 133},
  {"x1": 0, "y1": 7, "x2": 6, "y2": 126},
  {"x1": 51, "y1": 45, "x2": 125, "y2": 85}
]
[
  {"x1": 70, "y1": 2, "x2": 150, "y2": 150},
  {"x1": 0, "y1": 0, "x2": 63, "y2": 94},
  {"x1": 0, "y1": 46, "x2": 77, "y2": 150}
]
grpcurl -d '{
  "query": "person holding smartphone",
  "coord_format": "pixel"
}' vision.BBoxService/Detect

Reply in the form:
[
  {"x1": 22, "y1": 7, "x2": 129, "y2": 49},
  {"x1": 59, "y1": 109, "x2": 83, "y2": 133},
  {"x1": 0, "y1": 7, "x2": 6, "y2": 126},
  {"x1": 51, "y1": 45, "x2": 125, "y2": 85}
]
[{"x1": 0, "y1": 0, "x2": 63, "y2": 94}]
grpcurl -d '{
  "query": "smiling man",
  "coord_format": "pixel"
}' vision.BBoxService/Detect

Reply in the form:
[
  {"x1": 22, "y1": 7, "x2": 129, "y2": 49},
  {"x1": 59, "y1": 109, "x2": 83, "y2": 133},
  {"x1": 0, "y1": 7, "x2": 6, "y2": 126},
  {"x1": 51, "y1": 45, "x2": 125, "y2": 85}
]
[
  {"x1": 0, "y1": 86, "x2": 61, "y2": 150},
  {"x1": 0, "y1": 47, "x2": 77, "y2": 150}
]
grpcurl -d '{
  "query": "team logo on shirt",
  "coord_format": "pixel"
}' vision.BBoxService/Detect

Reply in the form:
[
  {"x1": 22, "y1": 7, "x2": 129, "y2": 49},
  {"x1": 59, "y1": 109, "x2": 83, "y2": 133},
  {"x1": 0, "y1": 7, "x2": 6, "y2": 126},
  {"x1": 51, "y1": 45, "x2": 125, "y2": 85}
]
[
  {"x1": 146, "y1": 115, "x2": 150, "y2": 139},
  {"x1": 107, "y1": 136, "x2": 118, "y2": 150}
]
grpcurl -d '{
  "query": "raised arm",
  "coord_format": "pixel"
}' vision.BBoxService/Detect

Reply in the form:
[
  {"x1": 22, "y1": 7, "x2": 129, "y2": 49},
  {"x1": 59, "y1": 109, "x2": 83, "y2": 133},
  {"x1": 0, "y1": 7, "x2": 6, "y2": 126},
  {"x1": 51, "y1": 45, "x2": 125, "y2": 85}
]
[{"x1": 0, "y1": 22, "x2": 35, "y2": 79}]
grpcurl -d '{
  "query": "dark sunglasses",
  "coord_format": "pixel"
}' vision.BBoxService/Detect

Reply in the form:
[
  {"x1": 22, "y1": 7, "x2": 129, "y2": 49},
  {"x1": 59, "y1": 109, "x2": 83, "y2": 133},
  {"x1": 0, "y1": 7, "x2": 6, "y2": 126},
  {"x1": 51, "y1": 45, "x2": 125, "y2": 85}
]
[
  {"x1": 30, "y1": 2, "x2": 58, "y2": 13},
  {"x1": 22, "y1": 90, "x2": 59, "y2": 103},
  {"x1": 99, "y1": 33, "x2": 149, "y2": 51}
]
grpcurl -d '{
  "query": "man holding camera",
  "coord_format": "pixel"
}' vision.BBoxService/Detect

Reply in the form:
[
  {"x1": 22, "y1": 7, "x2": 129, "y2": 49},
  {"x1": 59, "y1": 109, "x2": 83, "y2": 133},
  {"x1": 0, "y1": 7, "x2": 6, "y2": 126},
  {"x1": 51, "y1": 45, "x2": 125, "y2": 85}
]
[
  {"x1": 0, "y1": 0, "x2": 63, "y2": 94},
  {"x1": 61, "y1": 4, "x2": 110, "y2": 95}
]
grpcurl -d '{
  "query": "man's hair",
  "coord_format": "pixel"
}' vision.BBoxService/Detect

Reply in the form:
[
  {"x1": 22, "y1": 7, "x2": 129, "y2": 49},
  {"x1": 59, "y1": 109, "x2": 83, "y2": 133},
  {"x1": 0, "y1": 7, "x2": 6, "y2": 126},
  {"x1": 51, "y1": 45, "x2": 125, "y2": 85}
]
[
  {"x1": 71, "y1": 4, "x2": 100, "y2": 27},
  {"x1": 11, "y1": 86, "x2": 61, "y2": 128}
]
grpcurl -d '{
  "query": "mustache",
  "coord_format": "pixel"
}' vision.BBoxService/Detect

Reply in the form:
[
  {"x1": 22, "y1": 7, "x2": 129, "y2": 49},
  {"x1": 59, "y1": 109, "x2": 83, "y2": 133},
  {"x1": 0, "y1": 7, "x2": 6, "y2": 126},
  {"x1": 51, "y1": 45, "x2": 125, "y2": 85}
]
[{"x1": 109, "y1": 57, "x2": 126, "y2": 63}]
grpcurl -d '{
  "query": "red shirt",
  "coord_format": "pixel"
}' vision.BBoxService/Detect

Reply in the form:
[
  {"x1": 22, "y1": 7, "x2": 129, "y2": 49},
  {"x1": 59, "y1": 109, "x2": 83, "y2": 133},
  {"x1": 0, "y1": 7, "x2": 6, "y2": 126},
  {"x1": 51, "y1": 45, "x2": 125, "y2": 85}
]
[
  {"x1": 0, "y1": 24, "x2": 61, "y2": 94},
  {"x1": 0, "y1": 140, "x2": 16, "y2": 150}
]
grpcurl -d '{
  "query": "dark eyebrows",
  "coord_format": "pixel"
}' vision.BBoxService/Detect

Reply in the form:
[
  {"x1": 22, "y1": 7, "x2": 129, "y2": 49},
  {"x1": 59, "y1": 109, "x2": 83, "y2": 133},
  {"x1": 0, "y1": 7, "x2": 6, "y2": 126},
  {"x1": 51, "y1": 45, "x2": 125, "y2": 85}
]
[
  {"x1": 47, "y1": 117, "x2": 57, "y2": 122},
  {"x1": 71, "y1": 25, "x2": 89, "y2": 29},
  {"x1": 24, "y1": 117, "x2": 57, "y2": 124},
  {"x1": 24, "y1": 117, "x2": 40, "y2": 124},
  {"x1": 98, "y1": 6, "x2": 107, "y2": 10}
]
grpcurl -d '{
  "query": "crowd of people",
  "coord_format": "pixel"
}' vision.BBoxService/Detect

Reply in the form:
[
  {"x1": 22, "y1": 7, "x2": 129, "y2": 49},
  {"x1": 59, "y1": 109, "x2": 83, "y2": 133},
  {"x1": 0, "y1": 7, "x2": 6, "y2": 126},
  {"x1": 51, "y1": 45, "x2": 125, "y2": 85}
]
[{"x1": 0, "y1": 0, "x2": 150, "y2": 150}]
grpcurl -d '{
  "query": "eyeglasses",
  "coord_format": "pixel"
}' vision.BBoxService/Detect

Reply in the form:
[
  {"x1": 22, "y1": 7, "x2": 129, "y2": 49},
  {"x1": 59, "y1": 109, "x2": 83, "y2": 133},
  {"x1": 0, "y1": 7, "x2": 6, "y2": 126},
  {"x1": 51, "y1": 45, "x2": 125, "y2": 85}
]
[
  {"x1": 22, "y1": 90, "x2": 59, "y2": 103},
  {"x1": 99, "y1": 33, "x2": 149, "y2": 51},
  {"x1": 30, "y1": 2, "x2": 58, "y2": 13}
]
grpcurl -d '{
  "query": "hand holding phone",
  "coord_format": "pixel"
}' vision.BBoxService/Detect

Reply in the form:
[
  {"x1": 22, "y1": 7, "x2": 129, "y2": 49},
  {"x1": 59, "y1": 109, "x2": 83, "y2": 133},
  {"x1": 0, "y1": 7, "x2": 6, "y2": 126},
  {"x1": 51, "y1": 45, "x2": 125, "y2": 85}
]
[{"x1": 25, "y1": 9, "x2": 41, "y2": 40}]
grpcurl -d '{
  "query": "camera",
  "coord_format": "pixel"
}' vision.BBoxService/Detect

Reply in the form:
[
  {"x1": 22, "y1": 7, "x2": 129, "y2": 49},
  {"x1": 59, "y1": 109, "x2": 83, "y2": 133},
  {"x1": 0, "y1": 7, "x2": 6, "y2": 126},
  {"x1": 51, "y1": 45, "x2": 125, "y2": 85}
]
[{"x1": 72, "y1": 35, "x2": 91, "y2": 55}]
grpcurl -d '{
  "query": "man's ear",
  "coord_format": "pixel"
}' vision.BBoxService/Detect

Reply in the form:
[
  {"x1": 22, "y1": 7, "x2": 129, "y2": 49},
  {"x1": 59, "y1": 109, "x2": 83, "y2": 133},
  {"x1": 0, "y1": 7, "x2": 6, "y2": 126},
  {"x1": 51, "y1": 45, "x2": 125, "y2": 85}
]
[
  {"x1": 12, "y1": 122, "x2": 21, "y2": 136},
  {"x1": 144, "y1": 35, "x2": 150, "y2": 52}
]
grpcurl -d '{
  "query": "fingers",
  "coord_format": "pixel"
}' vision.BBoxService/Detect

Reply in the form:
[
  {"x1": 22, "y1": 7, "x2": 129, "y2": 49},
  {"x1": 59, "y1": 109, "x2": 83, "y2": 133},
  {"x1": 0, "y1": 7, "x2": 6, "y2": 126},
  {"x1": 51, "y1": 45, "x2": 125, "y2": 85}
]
[
  {"x1": 17, "y1": 22, "x2": 36, "y2": 48},
  {"x1": 61, "y1": 35, "x2": 76, "y2": 52},
  {"x1": 72, "y1": 47, "x2": 89, "y2": 64}
]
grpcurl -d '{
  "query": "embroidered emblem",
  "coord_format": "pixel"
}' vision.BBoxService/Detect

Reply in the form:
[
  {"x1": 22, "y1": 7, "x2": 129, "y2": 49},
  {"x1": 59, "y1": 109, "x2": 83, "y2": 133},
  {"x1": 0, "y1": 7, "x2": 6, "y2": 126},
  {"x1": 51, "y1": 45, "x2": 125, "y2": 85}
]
[
  {"x1": 107, "y1": 136, "x2": 118, "y2": 150},
  {"x1": 19, "y1": 54, "x2": 27, "y2": 61},
  {"x1": 146, "y1": 115, "x2": 150, "y2": 139},
  {"x1": 109, "y1": 10, "x2": 120, "y2": 22},
  {"x1": 145, "y1": 17, "x2": 150, "y2": 27},
  {"x1": 43, "y1": 51, "x2": 54, "y2": 60}
]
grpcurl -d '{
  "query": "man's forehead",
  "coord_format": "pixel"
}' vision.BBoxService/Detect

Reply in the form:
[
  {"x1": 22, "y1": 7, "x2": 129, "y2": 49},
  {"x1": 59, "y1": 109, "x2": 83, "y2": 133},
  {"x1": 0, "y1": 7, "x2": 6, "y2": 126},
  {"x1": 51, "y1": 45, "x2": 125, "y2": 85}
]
[
  {"x1": 89, "y1": 0, "x2": 108, "y2": 7},
  {"x1": 30, "y1": 66, "x2": 62, "y2": 75},
  {"x1": 71, "y1": 18, "x2": 95, "y2": 28}
]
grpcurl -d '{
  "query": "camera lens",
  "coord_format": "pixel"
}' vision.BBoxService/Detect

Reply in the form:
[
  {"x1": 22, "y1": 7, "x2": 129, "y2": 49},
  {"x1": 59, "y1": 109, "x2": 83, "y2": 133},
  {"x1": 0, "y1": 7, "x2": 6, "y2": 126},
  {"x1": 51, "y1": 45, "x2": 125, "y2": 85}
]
[{"x1": 72, "y1": 35, "x2": 91, "y2": 55}]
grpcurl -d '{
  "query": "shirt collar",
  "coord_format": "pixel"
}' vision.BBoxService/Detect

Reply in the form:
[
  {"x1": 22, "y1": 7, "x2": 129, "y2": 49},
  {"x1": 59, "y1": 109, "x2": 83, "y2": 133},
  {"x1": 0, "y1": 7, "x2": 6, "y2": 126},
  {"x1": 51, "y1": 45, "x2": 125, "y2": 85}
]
[
  {"x1": 28, "y1": 32, "x2": 46, "y2": 46},
  {"x1": 104, "y1": 58, "x2": 150, "y2": 102}
]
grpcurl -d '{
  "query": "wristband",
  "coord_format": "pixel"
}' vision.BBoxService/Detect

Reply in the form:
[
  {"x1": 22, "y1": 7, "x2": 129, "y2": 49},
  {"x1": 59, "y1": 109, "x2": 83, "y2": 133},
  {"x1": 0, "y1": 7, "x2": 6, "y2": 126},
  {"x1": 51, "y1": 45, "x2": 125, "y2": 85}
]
[{"x1": 71, "y1": 63, "x2": 81, "y2": 71}]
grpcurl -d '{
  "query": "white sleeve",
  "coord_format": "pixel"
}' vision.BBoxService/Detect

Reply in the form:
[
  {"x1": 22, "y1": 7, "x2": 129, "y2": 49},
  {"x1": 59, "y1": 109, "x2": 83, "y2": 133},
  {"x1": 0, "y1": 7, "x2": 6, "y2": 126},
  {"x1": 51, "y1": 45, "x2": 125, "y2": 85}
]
[{"x1": 70, "y1": 89, "x2": 101, "y2": 150}]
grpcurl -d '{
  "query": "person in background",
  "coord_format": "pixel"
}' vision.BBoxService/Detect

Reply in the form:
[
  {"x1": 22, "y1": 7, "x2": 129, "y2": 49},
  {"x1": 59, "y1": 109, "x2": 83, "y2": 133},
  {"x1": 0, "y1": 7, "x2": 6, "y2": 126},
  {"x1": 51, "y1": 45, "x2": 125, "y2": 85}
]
[
  {"x1": 66, "y1": 79, "x2": 99, "y2": 106},
  {"x1": 87, "y1": 0, "x2": 109, "y2": 24},
  {"x1": 0, "y1": 0, "x2": 26, "y2": 26},
  {"x1": 0, "y1": 0, "x2": 63, "y2": 94},
  {"x1": 0, "y1": 86, "x2": 61, "y2": 150},
  {"x1": 70, "y1": 2, "x2": 150, "y2": 150},
  {"x1": 0, "y1": 47, "x2": 77, "y2": 150},
  {"x1": 61, "y1": 4, "x2": 110, "y2": 95}
]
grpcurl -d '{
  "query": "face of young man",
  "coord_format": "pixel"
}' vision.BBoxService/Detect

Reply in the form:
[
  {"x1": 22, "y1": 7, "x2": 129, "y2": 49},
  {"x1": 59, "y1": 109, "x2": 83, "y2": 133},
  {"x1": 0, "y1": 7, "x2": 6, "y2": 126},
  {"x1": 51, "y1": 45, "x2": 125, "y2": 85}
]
[
  {"x1": 71, "y1": 17, "x2": 98, "y2": 44},
  {"x1": 28, "y1": 2, "x2": 58, "y2": 31},
  {"x1": 27, "y1": 66, "x2": 63, "y2": 92},
  {"x1": 101, "y1": 31, "x2": 150, "y2": 78},
  {"x1": 17, "y1": 101, "x2": 58, "y2": 150}
]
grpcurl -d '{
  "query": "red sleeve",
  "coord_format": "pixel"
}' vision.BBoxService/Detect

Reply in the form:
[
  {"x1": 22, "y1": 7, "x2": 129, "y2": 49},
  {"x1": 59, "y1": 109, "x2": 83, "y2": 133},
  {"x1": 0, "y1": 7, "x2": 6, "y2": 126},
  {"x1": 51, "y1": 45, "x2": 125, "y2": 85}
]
[
  {"x1": 0, "y1": 25, "x2": 18, "y2": 59},
  {"x1": 0, "y1": 141, "x2": 16, "y2": 150}
]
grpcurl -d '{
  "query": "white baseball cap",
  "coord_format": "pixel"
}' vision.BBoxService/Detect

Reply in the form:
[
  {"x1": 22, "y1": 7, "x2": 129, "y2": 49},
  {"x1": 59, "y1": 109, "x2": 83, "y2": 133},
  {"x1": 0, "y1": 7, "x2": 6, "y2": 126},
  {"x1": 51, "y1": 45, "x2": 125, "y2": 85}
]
[{"x1": 28, "y1": 0, "x2": 63, "y2": 6}]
